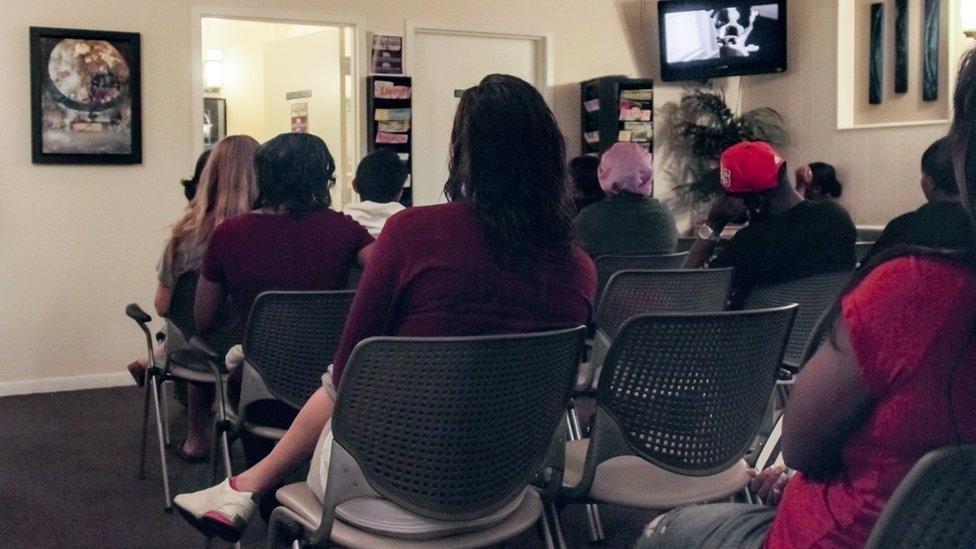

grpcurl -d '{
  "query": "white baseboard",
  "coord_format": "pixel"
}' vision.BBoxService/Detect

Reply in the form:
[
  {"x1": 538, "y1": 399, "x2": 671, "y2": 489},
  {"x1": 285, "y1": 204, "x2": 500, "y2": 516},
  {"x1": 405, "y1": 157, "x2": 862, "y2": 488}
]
[{"x1": 0, "y1": 372, "x2": 134, "y2": 398}]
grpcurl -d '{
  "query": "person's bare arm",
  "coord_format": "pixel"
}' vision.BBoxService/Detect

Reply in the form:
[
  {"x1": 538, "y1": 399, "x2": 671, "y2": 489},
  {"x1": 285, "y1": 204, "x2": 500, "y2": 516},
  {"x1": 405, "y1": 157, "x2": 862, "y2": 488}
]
[
  {"x1": 781, "y1": 318, "x2": 873, "y2": 476},
  {"x1": 194, "y1": 276, "x2": 225, "y2": 333},
  {"x1": 357, "y1": 242, "x2": 376, "y2": 268},
  {"x1": 684, "y1": 196, "x2": 746, "y2": 268},
  {"x1": 154, "y1": 283, "x2": 174, "y2": 317}
]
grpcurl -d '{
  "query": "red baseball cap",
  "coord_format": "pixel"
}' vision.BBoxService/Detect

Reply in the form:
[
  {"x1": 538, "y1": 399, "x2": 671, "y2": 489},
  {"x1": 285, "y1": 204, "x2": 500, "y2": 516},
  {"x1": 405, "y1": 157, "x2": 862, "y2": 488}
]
[{"x1": 720, "y1": 142, "x2": 786, "y2": 194}]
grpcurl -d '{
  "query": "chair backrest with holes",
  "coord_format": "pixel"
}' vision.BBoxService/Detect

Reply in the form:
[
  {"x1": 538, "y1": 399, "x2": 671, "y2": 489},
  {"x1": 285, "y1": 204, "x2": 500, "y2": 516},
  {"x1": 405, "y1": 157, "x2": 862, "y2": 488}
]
[
  {"x1": 593, "y1": 307, "x2": 797, "y2": 477},
  {"x1": 167, "y1": 272, "x2": 241, "y2": 357},
  {"x1": 743, "y1": 270, "x2": 853, "y2": 368},
  {"x1": 331, "y1": 327, "x2": 586, "y2": 520},
  {"x1": 865, "y1": 445, "x2": 976, "y2": 549},
  {"x1": 593, "y1": 253, "x2": 689, "y2": 313},
  {"x1": 242, "y1": 291, "x2": 356, "y2": 410},
  {"x1": 596, "y1": 269, "x2": 733, "y2": 340}
]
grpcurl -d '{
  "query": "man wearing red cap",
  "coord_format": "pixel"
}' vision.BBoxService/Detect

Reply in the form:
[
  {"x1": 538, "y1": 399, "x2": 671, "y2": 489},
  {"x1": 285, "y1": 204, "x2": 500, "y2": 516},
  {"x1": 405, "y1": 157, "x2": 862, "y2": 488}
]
[{"x1": 685, "y1": 141, "x2": 856, "y2": 305}]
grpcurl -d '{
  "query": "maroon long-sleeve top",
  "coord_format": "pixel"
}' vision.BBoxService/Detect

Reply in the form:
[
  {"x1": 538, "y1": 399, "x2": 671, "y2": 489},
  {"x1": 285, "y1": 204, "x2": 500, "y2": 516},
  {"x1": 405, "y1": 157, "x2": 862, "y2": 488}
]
[{"x1": 329, "y1": 201, "x2": 597, "y2": 388}]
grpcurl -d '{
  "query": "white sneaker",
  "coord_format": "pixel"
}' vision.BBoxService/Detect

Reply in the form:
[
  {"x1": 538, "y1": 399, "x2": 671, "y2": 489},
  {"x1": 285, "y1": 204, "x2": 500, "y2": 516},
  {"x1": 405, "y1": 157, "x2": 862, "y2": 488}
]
[{"x1": 173, "y1": 479, "x2": 256, "y2": 542}]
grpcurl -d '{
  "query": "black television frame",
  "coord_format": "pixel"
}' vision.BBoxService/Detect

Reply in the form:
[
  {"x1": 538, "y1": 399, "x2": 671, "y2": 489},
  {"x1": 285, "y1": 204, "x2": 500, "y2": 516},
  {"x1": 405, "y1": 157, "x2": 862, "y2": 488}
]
[{"x1": 658, "y1": 0, "x2": 788, "y2": 82}]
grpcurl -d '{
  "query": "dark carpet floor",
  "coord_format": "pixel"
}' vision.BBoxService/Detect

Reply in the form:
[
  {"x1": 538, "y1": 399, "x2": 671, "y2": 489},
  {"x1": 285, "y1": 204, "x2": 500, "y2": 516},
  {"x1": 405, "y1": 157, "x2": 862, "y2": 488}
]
[{"x1": 0, "y1": 386, "x2": 657, "y2": 548}]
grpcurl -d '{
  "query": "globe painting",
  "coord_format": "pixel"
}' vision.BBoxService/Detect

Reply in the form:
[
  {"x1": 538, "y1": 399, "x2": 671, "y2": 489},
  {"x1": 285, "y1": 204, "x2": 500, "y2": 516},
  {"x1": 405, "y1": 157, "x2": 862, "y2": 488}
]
[{"x1": 31, "y1": 28, "x2": 141, "y2": 162}]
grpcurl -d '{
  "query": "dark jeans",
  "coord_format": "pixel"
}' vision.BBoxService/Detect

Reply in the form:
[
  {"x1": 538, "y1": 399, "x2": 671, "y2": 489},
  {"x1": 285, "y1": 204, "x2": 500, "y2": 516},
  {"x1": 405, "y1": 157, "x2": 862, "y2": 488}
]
[
  {"x1": 226, "y1": 366, "x2": 299, "y2": 466},
  {"x1": 635, "y1": 504, "x2": 776, "y2": 549}
]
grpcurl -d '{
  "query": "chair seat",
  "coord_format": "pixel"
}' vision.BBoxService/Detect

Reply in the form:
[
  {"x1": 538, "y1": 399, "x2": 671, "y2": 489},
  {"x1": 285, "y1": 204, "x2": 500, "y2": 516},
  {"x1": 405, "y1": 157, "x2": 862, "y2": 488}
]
[
  {"x1": 165, "y1": 350, "x2": 226, "y2": 384},
  {"x1": 275, "y1": 483, "x2": 542, "y2": 549},
  {"x1": 562, "y1": 439, "x2": 750, "y2": 508}
]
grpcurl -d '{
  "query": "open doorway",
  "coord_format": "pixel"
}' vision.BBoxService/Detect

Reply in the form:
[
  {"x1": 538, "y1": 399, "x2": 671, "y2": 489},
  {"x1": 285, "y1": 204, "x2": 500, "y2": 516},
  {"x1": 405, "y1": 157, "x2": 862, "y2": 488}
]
[{"x1": 193, "y1": 11, "x2": 361, "y2": 209}]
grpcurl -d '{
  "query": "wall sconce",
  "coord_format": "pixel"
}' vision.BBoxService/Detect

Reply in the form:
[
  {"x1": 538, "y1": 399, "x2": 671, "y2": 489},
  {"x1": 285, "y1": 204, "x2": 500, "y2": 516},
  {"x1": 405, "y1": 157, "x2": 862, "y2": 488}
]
[
  {"x1": 204, "y1": 49, "x2": 224, "y2": 92},
  {"x1": 964, "y1": 0, "x2": 976, "y2": 38}
]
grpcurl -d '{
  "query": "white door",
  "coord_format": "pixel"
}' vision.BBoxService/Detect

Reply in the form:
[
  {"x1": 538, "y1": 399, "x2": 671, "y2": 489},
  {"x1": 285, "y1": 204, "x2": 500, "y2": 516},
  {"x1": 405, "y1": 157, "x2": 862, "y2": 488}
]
[{"x1": 411, "y1": 31, "x2": 543, "y2": 206}]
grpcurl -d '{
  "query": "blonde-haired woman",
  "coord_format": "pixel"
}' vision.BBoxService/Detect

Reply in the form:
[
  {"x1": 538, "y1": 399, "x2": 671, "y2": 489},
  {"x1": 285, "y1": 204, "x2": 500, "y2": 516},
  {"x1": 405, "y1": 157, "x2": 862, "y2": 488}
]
[{"x1": 127, "y1": 135, "x2": 260, "y2": 461}]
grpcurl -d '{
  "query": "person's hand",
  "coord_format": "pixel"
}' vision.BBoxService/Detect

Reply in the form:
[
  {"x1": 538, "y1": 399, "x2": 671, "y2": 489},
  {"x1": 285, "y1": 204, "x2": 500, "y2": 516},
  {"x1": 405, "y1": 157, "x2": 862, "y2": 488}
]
[
  {"x1": 748, "y1": 465, "x2": 790, "y2": 506},
  {"x1": 707, "y1": 195, "x2": 747, "y2": 231},
  {"x1": 795, "y1": 165, "x2": 813, "y2": 196}
]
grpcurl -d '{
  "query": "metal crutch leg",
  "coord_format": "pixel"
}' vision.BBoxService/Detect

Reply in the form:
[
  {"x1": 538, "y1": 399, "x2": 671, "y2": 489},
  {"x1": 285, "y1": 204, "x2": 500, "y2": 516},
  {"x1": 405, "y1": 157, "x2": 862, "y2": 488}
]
[
  {"x1": 161, "y1": 379, "x2": 172, "y2": 448},
  {"x1": 150, "y1": 376, "x2": 173, "y2": 511},
  {"x1": 138, "y1": 373, "x2": 152, "y2": 480},
  {"x1": 220, "y1": 429, "x2": 233, "y2": 479}
]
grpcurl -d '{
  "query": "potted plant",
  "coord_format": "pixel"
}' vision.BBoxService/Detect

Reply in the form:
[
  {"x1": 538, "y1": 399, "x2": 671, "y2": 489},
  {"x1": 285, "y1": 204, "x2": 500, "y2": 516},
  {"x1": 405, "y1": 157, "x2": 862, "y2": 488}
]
[{"x1": 659, "y1": 86, "x2": 789, "y2": 223}]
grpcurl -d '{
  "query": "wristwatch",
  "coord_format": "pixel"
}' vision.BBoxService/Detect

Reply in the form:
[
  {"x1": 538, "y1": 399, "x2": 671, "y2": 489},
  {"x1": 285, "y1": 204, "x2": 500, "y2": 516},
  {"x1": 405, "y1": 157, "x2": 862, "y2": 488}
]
[{"x1": 697, "y1": 223, "x2": 722, "y2": 243}]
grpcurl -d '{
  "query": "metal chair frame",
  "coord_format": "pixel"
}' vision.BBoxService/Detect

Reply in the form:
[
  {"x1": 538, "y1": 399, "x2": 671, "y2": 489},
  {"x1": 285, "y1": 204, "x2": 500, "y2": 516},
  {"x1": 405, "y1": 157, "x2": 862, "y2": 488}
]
[
  {"x1": 743, "y1": 270, "x2": 853, "y2": 370},
  {"x1": 209, "y1": 291, "x2": 356, "y2": 481},
  {"x1": 865, "y1": 445, "x2": 976, "y2": 548},
  {"x1": 267, "y1": 327, "x2": 587, "y2": 548},
  {"x1": 558, "y1": 307, "x2": 797, "y2": 542}
]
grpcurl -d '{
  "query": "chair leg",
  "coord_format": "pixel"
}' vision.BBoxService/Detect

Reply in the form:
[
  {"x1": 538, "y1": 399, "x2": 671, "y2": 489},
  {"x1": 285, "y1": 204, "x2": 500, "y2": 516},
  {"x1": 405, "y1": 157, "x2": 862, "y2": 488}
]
[
  {"x1": 150, "y1": 377, "x2": 173, "y2": 511},
  {"x1": 546, "y1": 501, "x2": 568, "y2": 549},
  {"x1": 138, "y1": 376, "x2": 152, "y2": 480},
  {"x1": 585, "y1": 503, "x2": 606, "y2": 543},
  {"x1": 220, "y1": 430, "x2": 233, "y2": 479},
  {"x1": 537, "y1": 514, "x2": 556, "y2": 549},
  {"x1": 209, "y1": 421, "x2": 222, "y2": 485},
  {"x1": 161, "y1": 380, "x2": 172, "y2": 449},
  {"x1": 566, "y1": 401, "x2": 583, "y2": 441},
  {"x1": 742, "y1": 486, "x2": 756, "y2": 505}
]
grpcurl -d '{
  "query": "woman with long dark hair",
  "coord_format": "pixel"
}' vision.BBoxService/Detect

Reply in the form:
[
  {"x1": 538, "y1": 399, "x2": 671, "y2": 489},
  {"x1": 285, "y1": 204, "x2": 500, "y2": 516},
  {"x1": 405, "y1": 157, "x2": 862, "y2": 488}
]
[
  {"x1": 637, "y1": 50, "x2": 976, "y2": 549},
  {"x1": 173, "y1": 74, "x2": 597, "y2": 542}
]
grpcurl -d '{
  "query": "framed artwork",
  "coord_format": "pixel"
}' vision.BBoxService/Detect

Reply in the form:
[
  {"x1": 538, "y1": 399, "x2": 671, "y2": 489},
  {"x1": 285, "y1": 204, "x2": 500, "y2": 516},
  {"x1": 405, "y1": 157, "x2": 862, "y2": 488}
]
[
  {"x1": 30, "y1": 27, "x2": 141, "y2": 164},
  {"x1": 203, "y1": 97, "x2": 227, "y2": 150}
]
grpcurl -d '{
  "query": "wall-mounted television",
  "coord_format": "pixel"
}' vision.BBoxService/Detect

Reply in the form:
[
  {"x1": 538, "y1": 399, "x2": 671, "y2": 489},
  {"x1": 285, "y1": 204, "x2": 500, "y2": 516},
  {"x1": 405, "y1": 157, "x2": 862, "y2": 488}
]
[{"x1": 658, "y1": 0, "x2": 787, "y2": 82}]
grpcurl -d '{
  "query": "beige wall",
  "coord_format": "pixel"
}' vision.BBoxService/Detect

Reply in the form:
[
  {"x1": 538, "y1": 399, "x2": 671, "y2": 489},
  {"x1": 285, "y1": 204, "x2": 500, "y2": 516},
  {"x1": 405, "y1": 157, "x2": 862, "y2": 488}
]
[
  {"x1": 8, "y1": 0, "x2": 960, "y2": 388},
  {"x1": 848, "y1": 0, "x2": 950, "y2": 126},
  {"x1": 741, "y1": 0, "x2": 969, "y2": 226},
  {"x1": 0, "y1": 0, "x2": 662, "y2": 389}
]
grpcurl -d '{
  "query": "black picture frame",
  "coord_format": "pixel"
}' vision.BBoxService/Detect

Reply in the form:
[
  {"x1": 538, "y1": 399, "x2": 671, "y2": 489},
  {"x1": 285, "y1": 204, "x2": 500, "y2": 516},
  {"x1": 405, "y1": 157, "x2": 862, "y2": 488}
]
[
  {"x1": 30, "y1": 27, "x2": 142, "y2": 165},
  {"x1": 895, "y1": 0, "x2": 908, "y2": 94},
  {"x1": 923, "y1": 0, "x2": 941, "y2": 102},
  {"x1": 203, "y1": 97, "x2": 227, "y2": 150},
  {"x1": 869, "y1": 3, "x2": 885, "y2": 105}
]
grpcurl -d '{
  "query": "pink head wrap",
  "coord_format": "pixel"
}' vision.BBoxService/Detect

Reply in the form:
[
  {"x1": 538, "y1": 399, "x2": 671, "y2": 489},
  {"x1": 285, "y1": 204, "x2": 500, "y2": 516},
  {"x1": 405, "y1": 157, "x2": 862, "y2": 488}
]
[{"x1": 598, "y1": 142, "x2": 654, "y2": 197}]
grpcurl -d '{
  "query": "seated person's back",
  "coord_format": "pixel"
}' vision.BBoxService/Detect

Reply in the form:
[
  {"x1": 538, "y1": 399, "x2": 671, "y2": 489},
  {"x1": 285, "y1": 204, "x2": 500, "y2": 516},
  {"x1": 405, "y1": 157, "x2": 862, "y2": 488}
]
[
  {"x1": 343, "y1": 148, "x2": 408, "y2": 237},
  {"x1": 329, "y1": 74, "x2": 597, "y2": 389},
  {"x1": 864, "y1": 136, "x2": 975, "y2": 264},
  {"x1": 767, "y1": 254, "x2": 976, "y2": 546},
  {"x1": 198, "y1": 133, "x2": 374, "y2": 327},
  {"x1": 692, "y1": 142, "x2": 856, "y2": 304},
  {"x1": 574, "y1": 142, "x2": 677, "y2": 257}
]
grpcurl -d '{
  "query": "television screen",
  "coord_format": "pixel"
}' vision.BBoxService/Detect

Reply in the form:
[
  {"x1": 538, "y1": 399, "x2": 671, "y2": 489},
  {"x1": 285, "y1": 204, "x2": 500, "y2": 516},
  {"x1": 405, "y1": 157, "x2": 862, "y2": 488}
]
[{"x1": 658, "y1": 0, "x2": 787, "y2": 82}]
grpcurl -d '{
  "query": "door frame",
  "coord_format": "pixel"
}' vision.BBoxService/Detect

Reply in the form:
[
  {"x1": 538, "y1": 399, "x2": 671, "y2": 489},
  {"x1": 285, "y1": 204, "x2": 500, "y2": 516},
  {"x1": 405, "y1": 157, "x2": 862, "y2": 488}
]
[
  {"x1": 404, "y1": 20, "x2": 555, "y2": 104},
  {"x1": 189, "y1": 5, "x2": 366, "y2": 205}
]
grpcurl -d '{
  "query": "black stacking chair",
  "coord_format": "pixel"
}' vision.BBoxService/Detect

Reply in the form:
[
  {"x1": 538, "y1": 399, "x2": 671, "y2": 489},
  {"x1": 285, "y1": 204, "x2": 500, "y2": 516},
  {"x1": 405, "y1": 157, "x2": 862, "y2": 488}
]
[
  {"x1": 578, "y1": 268, "x2": 735, "y2": 393},
  {"x1": 206, "y1": 291, "x2": 355, "y2": 479},
  {"x1": 856, "y1": 225, "x2": 884, "y2": 242},
  {"x1": 591, "y1": 253, "x2": 689, "y2": 317},
  {"x1": 855, "y1": 241, "x2": 876, "y2": 266},
  {"x1": 125, "y1": 272, "x2": 241, "y2": 511},
  {"x1": 675, "y1": 237, "x2": 697, "y2": 253},
  {"x1": 558, "y1": 306, "x2": 797, "y2": 543},
  {"x1": 865, "y1": 445, "x2": 976, "y2": 549},
  {"x1": 267, "y1": 327, "x2": 587, "y2": 549},
  {"x1": 742, "y1": 270, "x2": 853, "y2": 370}
]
